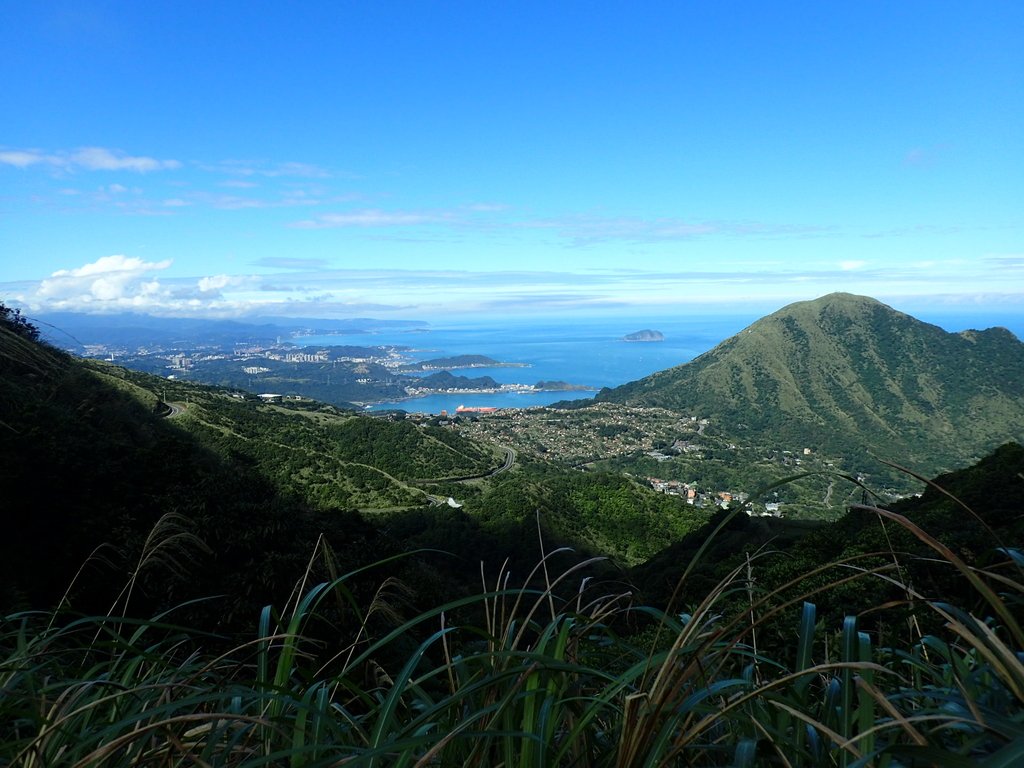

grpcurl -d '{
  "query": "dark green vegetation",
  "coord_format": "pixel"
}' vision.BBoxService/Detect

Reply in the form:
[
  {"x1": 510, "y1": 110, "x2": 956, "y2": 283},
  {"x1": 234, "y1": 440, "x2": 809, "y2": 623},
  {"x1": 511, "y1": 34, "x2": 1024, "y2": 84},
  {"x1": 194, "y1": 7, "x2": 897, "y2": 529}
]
[
  {"x1": 534, "y1": 379, "x2": 594, "y2": 391},
  {"x1": 446, "y1": 461, "x2": 711, "y2": 567},
  {"x1": 599, "y1": 293, "x2": 1024, "y2": 479},
  {"x1": 0, "y1": 308, "x2": 708, "y2": 621},
  {"x1": 3, "y1": 303, "x2": 1024, "y2": 765},
  {"x1": 0, "y1": 313, "x2": 499, "y2": 623},
  {"x1": 415, "y1": 370, "x2": 500, "y2": 390},
  {"x1": 634, "y1": 442, "x2": 1024, "y2": 625},
  {"x1": 461, "y1": 402, "x2": 867, "y2": 522}
]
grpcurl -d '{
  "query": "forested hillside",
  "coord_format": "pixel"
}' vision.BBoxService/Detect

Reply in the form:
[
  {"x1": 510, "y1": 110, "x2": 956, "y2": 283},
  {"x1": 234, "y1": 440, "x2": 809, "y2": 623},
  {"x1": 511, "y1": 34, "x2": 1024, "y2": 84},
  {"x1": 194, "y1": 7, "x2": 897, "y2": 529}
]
[
  {"x1": 633, "y1": 441, "x2": 1024, "y2": 631},
  {"x1": 4, "y1": 305, "x2": 1024, "y2": 766},
  {"x1": 598, "y1": 293, "x2": 1024, "y2": 476},
  {"x1": 0, "y1": 309, "x2": 711, "y2": 622},
  {"x1": 0, "y1": 313, "x2": 501, "y2": 622}
]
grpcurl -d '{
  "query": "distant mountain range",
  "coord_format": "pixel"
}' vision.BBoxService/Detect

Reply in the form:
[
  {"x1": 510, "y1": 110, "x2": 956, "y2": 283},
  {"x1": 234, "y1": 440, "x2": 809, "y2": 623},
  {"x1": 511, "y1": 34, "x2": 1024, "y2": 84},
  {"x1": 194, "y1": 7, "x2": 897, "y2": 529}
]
[
  {"x1": 34, "y1": 311, "x2": 427, "y2": 351},
  {"x1": 598, "y1": 293, "x2": 1024, "y2": 475}
]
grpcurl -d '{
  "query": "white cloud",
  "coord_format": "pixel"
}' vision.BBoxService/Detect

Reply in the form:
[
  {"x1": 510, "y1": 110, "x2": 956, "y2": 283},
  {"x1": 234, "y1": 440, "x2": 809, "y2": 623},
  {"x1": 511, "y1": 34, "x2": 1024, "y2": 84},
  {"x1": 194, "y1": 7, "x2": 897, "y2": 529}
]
[
  {"x1": 183, "y1": 191, "x2": 321, "y2": 210},
  {"x1": 50, "y1": 254, "x2": 172, "y2": 279},
  {"x1": 268, "y1": 161, "x2": 330, "y2": 178},
  {"x1": 202, "y1": 160, "x2": 331, "y2": 178},
  {"x1": 288, "y1": 207, "x2": 834, "y2": 244},
  {"x1": 0, "y1": 146, "x2": 180, "y2": 173},
  {"x1": 465, "y1": 202, "x2": 510, "y2": 212},
  {"x1": 198, "y1": 274, "x2": 233, "y2": 293},
  {"x1": 71, "y1": 147, "x2": 180, "y2": 172},
  {"x1": 903, "y1": 144, "x2": 948, "y2": 168},
  {"x1": 33, "y1": 255, "x2": 174, "y2": 309},
  {"x1": 840, "y1": 260, "x2": 866, "y2": 271},
  {"x1": 251, "y1": 257, "x2": 331, "y2": 270},
  {"x1": 291, "y1": 209, "x2": 453, "y2": 229},
  {"x1": 985, "y1": 255, "x2": 1024, "y2": 271},
  {"x1": 0, "y1": 150, "x2": 56, "y2": 168},
  {"x1": 14, "y1": 256, "x2": 276, "y2": 315},
  {"x1": 518, "y1": 215, "x2": 836, "y2": 245}
]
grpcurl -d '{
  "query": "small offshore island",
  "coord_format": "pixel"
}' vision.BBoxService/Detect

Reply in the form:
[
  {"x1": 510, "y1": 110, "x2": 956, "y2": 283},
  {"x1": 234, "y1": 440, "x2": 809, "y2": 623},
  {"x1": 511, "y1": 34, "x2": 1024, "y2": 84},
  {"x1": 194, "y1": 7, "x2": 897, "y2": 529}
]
[{"x1": 623, "y1": 329, "x2": 665, "y2": 342}]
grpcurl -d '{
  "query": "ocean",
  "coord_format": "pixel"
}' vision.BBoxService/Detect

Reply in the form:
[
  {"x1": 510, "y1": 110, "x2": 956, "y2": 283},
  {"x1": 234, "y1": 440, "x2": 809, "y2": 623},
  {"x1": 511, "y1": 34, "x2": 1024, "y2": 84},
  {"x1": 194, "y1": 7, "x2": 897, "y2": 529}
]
[{"x1": 296, "y1": 311, "x2": 1024, "y2": 414}]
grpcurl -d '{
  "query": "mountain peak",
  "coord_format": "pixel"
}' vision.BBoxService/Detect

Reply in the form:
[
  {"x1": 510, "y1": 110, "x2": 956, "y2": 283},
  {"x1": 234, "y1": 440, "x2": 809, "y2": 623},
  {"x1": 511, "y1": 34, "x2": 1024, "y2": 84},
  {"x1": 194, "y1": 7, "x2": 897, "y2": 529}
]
[
  {"x1": 770, "y1": 293, "x2": 894, "y2": 320},
  {"x1": 598, "y1": 295, "x2": 1024, "y2": 475}
]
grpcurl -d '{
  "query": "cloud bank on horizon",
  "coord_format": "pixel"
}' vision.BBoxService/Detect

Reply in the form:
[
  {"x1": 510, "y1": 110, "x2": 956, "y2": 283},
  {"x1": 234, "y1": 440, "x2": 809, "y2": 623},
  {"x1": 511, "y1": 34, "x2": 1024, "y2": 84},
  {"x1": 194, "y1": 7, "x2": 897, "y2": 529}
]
[
  {"x1": 6, "y1": 253, "x2": 1022, "y2": 321},
  {"x1": 1, "y1": 3, "x2": 1021, "y2": 320}
]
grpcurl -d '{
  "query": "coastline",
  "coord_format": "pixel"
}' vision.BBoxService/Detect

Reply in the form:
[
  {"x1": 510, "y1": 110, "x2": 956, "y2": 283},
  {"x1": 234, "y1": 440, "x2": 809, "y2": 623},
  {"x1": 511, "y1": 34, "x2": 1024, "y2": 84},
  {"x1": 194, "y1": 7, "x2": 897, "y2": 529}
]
[
  {"x1": 400, "y1": 362, "x2": 531, "y2": 372},
  {"x1": 357, "y1": 384, "x2": 599, "y2": 409}
]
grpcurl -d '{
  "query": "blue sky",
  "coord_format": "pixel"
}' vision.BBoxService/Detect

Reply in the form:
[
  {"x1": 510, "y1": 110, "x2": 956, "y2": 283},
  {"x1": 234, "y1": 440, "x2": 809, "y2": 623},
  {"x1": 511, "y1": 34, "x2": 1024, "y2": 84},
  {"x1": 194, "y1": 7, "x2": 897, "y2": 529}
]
[{"x1": 1, "y1": 1, "x2": 1021, "y2": 320}]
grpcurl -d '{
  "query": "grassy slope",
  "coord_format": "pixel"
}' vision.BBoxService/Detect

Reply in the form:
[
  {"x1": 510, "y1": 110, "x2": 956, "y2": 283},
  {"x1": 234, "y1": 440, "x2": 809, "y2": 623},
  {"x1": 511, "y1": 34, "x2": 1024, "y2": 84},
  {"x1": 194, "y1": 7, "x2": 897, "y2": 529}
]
[
  {"x1": 599, "y1": 293, "x2": 1024, "y2": 476},
  {"x1": 0, "y1": 332, "x2": 498, "y2": 620},
  {"x1": 5, "y1": 311, "x2": 1024, "y2": 765},
  {"x1": 1, "y1": 328, "x2": 712, "y2": 625},
  {"x1": 631, "y1": 441, "x2": 1024, "y2": 634},
  {"x1": 4, "y1": 446, "x2": 1022, "y2": 766}
]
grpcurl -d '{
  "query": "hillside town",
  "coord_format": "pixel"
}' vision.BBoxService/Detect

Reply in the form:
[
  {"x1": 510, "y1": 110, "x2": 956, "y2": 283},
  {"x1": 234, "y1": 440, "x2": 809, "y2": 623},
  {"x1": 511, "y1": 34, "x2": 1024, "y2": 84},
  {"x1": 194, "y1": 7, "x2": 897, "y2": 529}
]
[{"x1": 422, "y1": 401, "x2": 859, "y2": 519}]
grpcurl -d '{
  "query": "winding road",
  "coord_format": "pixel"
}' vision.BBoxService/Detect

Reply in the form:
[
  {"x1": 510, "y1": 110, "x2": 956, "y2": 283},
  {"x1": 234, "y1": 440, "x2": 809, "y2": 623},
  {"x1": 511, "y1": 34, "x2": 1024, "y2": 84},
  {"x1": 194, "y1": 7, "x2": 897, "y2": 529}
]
[
  {"x1": 164, "y1": 401, "x2": 186, "y2": 418},
  {"x1": 491, "y1": 446, "x2": 517, "y2": 476}
]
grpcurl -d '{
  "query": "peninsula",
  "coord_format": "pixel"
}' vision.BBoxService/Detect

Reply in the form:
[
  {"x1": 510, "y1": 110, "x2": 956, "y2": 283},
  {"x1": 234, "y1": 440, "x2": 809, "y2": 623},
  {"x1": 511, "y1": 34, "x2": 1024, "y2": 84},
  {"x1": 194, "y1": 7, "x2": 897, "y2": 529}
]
[{"x1": 399, "y1": 354, "x2": 529, "y2": 371}]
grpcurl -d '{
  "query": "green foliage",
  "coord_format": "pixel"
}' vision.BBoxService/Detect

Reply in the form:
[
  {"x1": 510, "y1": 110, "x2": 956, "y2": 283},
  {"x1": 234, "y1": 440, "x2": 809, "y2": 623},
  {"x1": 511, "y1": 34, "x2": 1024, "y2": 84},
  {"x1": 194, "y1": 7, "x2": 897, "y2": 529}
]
[
  {"x1": 325, "y1": 417, "x2": 493, "y2": 481},
  {"x1": 634, "y1": 442, "x2": 1024, "y2": 649},
  {"x1": 468, "y1": 461, "x2": 711, "y2": 567},
  {"x1": 0, "y1": 342, "x2": 492, "y2": 624},
  {"x1": 3, "y1": 500, "x2": 1023, "y2": 766},
  {"x1": 0, "y1": 303, "x2": 41, "y2": 342},
  {"x1": 599, "y1": 293, "x2": 1024, "y2": 481},
  {"x1": 416, "y1": 370, "x2": 500, "y2": 390},
  {"x1": 5, "y1": 305, "x2": 1024, "y2": 764}
]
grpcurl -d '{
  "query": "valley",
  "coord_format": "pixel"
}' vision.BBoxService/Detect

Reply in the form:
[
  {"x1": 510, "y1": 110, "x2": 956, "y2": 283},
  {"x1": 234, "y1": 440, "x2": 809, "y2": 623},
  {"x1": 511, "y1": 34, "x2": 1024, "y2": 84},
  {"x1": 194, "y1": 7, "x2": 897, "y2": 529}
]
[
  {"x1": 449, "y1": 402, "x2": 868, "y2": 519},
  {"x1": 3, "y1": 297, "x2": 1023, "y2": 766},
  {"x1": 5, "y1": 8, "x2": 1020, "y2": 761}
]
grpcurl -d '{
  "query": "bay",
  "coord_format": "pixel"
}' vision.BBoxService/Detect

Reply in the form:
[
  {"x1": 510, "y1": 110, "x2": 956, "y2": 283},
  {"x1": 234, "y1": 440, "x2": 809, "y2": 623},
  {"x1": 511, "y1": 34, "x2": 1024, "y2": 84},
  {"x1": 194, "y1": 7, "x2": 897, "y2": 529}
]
[
  {"x1": 297, "y1": 315, "x2": 757, "y2": 412},
  {"x1": 296, "y1": 311, "x2": 1024, "y2": 414}
]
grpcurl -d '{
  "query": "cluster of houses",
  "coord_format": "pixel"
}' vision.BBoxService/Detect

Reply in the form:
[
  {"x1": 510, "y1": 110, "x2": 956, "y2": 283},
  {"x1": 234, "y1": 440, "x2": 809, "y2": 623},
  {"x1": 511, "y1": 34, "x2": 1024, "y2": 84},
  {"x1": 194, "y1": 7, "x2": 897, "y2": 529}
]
[{"x1": 645, "y1": 476, "x2": 782, "y2": 516}]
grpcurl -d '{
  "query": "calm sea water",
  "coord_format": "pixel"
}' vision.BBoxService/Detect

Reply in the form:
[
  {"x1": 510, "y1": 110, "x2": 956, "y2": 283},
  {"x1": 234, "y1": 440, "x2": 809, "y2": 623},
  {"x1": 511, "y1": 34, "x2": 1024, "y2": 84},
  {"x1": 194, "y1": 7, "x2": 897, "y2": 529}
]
[{"x1": 297, "y1": 312, "x2": 1024, "y2": 414}]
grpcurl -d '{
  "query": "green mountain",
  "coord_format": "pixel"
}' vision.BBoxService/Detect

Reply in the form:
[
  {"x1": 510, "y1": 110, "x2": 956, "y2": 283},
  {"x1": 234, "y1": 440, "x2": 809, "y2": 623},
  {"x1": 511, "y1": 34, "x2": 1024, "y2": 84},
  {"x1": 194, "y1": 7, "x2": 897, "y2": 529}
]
[
  {"x1": 6, "y1": 306, "x2": 1024, "y2": 765},
  {"x1": 597, "y1": 293, "x2": 1024, "y2": 475},
  {"x1": 0, "y1": 308, "x2": 710, "y2": 621},
  {"x1": 0, "y1": 314, "x2": 500, "y2": 618},
  {"x1": 416, "y1": 370, "x2": 500, "y2": 390}
]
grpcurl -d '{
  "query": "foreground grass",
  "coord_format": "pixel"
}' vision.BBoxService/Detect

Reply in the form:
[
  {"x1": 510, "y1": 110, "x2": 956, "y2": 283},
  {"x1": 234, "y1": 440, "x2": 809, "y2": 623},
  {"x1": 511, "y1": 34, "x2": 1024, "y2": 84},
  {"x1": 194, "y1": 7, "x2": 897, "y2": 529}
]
[{"x1": 2, "y1": 507, "x2": 1023, "y2": 768}]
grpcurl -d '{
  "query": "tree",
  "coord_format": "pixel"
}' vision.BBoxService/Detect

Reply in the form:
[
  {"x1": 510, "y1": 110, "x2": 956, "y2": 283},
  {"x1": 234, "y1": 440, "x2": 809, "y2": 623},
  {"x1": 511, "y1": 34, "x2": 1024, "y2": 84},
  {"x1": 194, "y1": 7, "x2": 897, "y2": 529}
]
[{"x1": 0, "y1": 303, "x2": 40, "y2": 342}]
